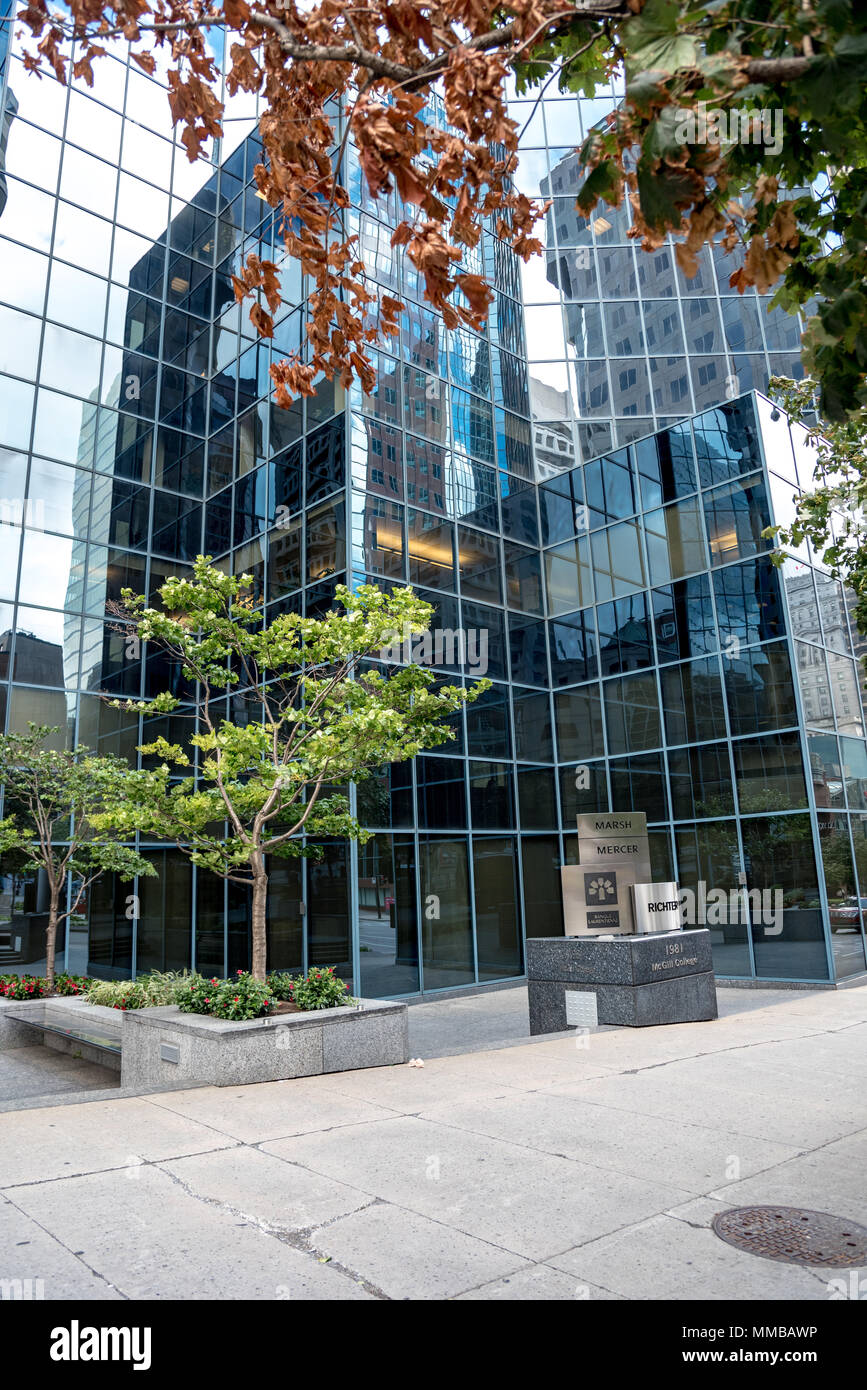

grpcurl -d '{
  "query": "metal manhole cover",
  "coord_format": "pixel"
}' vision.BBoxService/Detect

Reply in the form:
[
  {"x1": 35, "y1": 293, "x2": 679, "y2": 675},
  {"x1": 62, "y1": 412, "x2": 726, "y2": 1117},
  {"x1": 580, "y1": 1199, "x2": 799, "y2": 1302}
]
[{"x1": 712, "y1": 1206, "x2": 867, "y2": 1267}]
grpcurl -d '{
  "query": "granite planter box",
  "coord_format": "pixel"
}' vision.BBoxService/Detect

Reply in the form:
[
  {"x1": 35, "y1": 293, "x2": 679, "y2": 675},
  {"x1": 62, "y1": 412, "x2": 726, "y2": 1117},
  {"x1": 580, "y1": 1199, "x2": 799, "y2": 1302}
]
[
  {"x1": 527, "y1": 929, "x2": 718, "y2": 1031},
  {"x1": 119, "y1": 998, "x2": 409, "y2": 1089}
]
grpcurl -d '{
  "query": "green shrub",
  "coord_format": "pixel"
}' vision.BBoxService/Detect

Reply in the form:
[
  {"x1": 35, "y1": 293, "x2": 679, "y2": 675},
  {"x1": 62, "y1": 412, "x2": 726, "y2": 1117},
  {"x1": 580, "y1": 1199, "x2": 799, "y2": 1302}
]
[
  {"x1": 84, "y1": 970, "x2": 190, "y2": 1011},
  {"x1": 0, "y1": 973, "x2": 90, "y2": 1000},
  {"x1": 54, "y1": 973, "x2": 92, "y2": 996},
  {"x1": 84, "y1": 980, "x2": 154, "y2": 1010},
  {"x1": 266, "y1": 971, "x2": 296, "y2": 1001},
  {"x1": 280, "y1": 966, "x2": 351, "y2": 1012},
  {"x1": 176, "y1": 970, "x2": 275, "y2": 1021}
]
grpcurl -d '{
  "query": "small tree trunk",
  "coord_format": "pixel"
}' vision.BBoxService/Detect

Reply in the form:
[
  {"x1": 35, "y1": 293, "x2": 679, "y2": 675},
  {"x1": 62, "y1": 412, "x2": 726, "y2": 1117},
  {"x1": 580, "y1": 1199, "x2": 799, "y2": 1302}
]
[
  {"x1": 45, "y1": 896, "x2": 59, "y2": 994},
  {"x1": 250, "y1": 855, "x2": 268, "y2": 981}
]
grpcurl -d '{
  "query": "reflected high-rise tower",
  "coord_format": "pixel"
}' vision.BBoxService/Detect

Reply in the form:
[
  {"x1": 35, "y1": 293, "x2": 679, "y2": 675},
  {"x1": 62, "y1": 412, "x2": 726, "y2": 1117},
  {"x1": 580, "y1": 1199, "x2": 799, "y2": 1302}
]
[{"x1": 0, "y1": 37, "x2": 865, "y2": 991}]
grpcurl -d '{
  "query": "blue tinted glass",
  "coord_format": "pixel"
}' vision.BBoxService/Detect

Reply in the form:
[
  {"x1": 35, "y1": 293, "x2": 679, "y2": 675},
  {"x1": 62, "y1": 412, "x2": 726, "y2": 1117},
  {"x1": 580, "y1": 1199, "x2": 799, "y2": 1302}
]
[
  {"x1": 597, "y1": 593, "x2": 652, "y2": 676},
  {"x1": 509, "y1": 613, "x2": 549, "y2": 686},
  {"x1": 540, "y1": 480, "x2": 578, "y2": 545},
  {"x1": 306, "y1": 418, "x2": 345, "y2": 503},
  {"x1": 584, "y1": 448, "x2": 635, "y2": 526},
  {"x1": 704, "y1": 474, "x2": 772, "y2": 566},
  {"x1": 603, "y1": 671, "x2": 662, "y2": 754},
  {"x1": 694, "y1": 398, "x2": 762, "y2": 487},
  {"x1": 635, "y1": 423, "x2": 697, "y2": 508},
  {"x1": 549, "y1": 608, "x2": 598, "y2": 687},
  {"x1": 660, "y1": 656, "x2": 728, "y2": 744},
  {"x1": 713, "y1": 556, "x2": 785, "y2": 646},
  {"x1": 500, "y1": 473, "x2": 538, "y2": 545},
  {"x1": 652, "y1": 574, "x2": 716, "y2": 662}
]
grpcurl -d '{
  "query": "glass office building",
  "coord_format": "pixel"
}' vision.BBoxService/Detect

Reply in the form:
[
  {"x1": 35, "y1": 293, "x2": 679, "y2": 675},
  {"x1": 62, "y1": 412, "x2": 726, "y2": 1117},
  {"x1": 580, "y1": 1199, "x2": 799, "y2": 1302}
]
[{"x1": 0, "y1": 32, "x2": 865, "y2": 991}]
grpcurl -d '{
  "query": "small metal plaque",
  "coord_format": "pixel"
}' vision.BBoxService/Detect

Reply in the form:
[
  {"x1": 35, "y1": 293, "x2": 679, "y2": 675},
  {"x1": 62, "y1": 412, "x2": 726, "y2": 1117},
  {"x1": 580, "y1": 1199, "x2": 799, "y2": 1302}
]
[
  {"x1": 633, "y1": 882, "x2": 682, "y2": 934},
  {"x1": 565, "y1": 991, "x2": 598, "y2": 1028},
  {"x1": 576, "y1": 812, "x2": 647, "y2": 839},
  {"x1": 561, "y1": 864, "x2": 636, "y2": 935},
  {"x1": 578, "y1": 835, "x2": 652, "y2": 883},
  {"x1": 160, "y1": 1043, "x2": 180, "y2": 1064}
]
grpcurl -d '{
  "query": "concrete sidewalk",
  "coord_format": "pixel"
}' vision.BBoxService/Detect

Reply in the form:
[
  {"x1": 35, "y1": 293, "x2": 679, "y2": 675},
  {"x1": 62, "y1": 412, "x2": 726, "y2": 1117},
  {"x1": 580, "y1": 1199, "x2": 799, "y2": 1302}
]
[{"x1": 0, "y1": 983, "x2": 865, "y2": 1300}]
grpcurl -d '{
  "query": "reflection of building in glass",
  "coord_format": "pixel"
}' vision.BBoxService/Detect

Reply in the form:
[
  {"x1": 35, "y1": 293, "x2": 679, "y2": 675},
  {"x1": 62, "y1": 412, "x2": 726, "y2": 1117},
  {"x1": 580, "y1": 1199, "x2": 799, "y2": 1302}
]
[
  {"x1": 521, "y1": 105, "x2": 806, "y2": 468},
  {"x1": 0, "y1": 38, "x2": 866, "y2": 991}
]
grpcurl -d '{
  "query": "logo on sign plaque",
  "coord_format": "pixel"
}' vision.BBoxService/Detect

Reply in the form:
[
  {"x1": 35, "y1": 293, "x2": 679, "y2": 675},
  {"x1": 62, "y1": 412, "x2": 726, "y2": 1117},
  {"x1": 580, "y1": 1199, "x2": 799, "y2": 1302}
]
[{"x1": 561, "y1": 863, "x2": 636, "y2": 935}]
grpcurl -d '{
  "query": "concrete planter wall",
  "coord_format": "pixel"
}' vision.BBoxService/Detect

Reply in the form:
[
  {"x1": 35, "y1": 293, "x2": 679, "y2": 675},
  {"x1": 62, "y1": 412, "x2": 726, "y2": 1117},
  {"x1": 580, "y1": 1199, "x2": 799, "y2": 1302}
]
[
  {"x1": 0, "y1": 995, "x2": 123, "y2": 1069},
  {"x1": 120, "y1": 999, "x2": 409, "y2": 1089},
  {"x1": 0, "y1": 994, "x2": 409, "y2": 1090}
]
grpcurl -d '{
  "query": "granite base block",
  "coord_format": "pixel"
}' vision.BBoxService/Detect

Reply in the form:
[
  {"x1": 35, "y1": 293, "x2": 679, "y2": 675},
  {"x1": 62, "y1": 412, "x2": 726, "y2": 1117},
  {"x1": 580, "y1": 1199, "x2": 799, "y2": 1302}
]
[
  {"x1": 120, "y1": 999, "x2": 409, "y2": 1089},
  {"x1": 527, "y1": 929, "x2": 714, "y2": 986},
  {"x1": 527, "y1": 929, "x2": 718, "y2": 1031}
]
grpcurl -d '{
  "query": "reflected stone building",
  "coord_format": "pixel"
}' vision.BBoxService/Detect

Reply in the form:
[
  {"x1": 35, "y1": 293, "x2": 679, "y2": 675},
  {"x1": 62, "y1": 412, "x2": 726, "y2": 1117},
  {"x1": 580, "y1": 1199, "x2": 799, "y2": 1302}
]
[{"x1": 0, "y1": 38, "x2": 865, "y2": 990}]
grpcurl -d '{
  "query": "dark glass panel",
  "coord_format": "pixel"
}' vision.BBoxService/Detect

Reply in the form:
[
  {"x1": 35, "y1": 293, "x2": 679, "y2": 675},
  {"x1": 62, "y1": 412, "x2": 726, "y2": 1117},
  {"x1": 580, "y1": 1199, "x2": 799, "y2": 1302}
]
[
  {"x1": 652, "y1": 574, "x2": 716, "y2": 664},
  {"x1": 419, "y1": 836, "x2": 474, "y2": 989},
  {"x1": 597, "y1": 593, "x2": 652, "y2": 676},
  {"x1": 554, "y1": 685, "x2": 604, "y2": 762},
  {"x1": 466, "y1": 682, "x2": 511, "y2": 759},
  {"x1": 675, "y1": 820, "x2": 751, "y2": 977},
  {"x1": 724, "y1": 641, "x2": 799, "y2": 735},
  {"x1": 520, "y1": 836, "x2": 563, "y2": 937},
  {"x1": 265, "y1": 855, "x2": 303, "y2": 974},
  {"x1": 474, "y1": 837, "x2": 522, "y2": 980},
  {"x1": 733, "y1": 731, "x2": 808, "y2": 813},
  {"x1": 558, "y1": 759, "x2": 609, "y2": 821},
  {"x1": 511, "y1": 689, "x2": 552, "y2": 763},
  {"x1": 668, "y1": 743, "x2": 734, "y2": 820},
  {"x1": 86, "y1": 872, "x2": 133, "y2": 978},
  {"x1": 713, "y1": 556, "x2": 785, "y2": 646},
  {"x1": 549, "y1": 607, "x2": 597, "y2": 687},
  {"x1": 416, "y1": 756, "x2": 468, "y2": 829},
  {"x1": 358, "y1": 834, "x2": 420, "y2": 997},
  {"x1": 743, "y1": 814, "x2": 828, "y2": 981},
  {"x1": 136, "y1": 850, "x2": 192, "y2": 974},
  {"x1": 604, "y1": 670, "x2": 662, "y2": 754},
  {"x1": 660, "y1": 656, "x2": 728, "y2": 745},
  {"x1": 469, "y1": 761, "x2": 515, "y2": 829},
  {"x1": 608, "y1": 752, "x2": 669, "y2": 822},
  {"x1": 517, "y1": 767, "x2": 558, "y2": 829},
  {"x1": 307, "y1": 841, "x2": 352, "y2": 979},
  {"x1": 509, "y1": 613, "x2": 549, "y2": 687},
  {"x1": 635, "y1": 424, "x2": 696, "y2": 509}
]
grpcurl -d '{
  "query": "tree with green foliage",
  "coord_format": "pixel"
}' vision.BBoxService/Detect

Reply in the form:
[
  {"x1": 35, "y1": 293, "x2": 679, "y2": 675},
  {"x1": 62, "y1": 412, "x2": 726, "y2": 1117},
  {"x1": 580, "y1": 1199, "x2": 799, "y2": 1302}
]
[
  {"x1": 95, "y1": 558, "x2": 487, "y2": 980},
  {"x1": 19, "y1": 0, "x2": 867, "y2": 422},
  {"x1": 0, "y1": 726, "x2": 156, "y2": 992},
  {"x1": 766, "y1": 375, "x2": 867, "y2": 658}
]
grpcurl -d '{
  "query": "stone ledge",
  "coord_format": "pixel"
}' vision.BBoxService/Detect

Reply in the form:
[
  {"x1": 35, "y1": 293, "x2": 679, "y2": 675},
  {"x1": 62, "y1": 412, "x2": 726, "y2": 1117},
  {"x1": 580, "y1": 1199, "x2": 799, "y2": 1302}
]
[{"x1": 120, "y1": 999, "x2": 409, "y2": 1088}]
